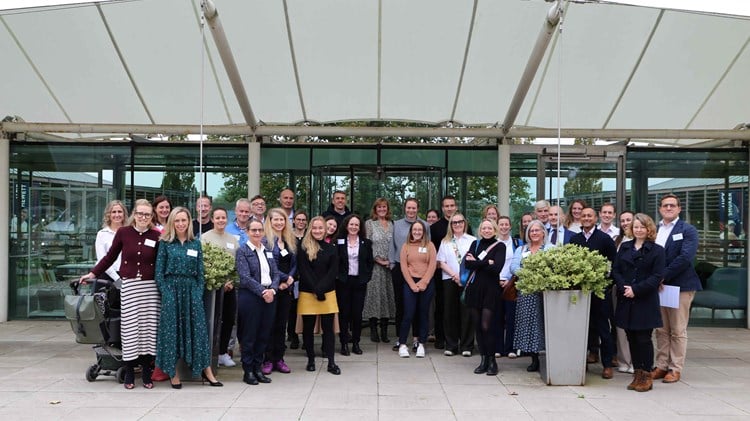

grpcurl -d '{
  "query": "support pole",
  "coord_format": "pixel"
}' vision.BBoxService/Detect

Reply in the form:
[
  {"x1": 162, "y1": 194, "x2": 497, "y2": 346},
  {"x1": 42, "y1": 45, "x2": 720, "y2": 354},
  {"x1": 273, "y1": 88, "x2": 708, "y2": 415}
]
[
  {"x1": 203, "y1": 0, "x2": 258, "y2": 128},
  {"x1": 248, "y1": 141, "x2": 261, "y2": 197},
  {"x1": 0, "y1": 136, "x2": 9, "y2": 321},
  {"x1": 498, "y1": 143, "x2": 511, "y2": 216}
]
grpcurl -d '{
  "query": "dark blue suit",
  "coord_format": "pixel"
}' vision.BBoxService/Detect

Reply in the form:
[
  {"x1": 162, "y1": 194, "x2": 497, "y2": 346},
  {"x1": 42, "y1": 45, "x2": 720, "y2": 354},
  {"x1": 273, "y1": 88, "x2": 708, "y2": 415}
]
[
  {"x1": 236, "y1": 243, "x2": 280, "y2": 373},
  {"x1": 571, "y1": 228, "x2": 617, "y2": 368},
  {"x1": 655, "y1": 218, "x2": 701, "y2": 373}
]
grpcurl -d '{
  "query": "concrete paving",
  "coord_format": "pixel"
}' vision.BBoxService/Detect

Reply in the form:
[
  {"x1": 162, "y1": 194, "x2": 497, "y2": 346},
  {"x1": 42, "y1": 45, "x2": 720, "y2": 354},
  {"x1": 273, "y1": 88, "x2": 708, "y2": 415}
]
[{"x1": 1, "y1": 320, "x2": 749, "y2": 420}]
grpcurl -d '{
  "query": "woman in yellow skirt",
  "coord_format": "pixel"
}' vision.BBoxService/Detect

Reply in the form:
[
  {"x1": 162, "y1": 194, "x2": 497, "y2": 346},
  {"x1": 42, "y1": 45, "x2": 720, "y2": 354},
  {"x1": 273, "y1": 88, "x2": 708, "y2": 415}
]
[{"x1": 297, "y1": 216, "x2": 341, "y2": 375}]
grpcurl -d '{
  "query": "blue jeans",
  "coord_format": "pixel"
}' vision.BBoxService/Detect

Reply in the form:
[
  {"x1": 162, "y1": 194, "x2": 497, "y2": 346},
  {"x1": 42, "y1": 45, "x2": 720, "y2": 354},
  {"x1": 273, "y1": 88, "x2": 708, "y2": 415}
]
[{"x1": 399, "y1": 279, "x2": 435, "y2": 344}]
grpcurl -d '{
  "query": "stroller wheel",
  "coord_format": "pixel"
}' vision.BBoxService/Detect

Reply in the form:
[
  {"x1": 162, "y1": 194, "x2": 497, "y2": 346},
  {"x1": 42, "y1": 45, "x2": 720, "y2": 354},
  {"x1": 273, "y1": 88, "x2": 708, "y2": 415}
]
[
  {"x1": 116, "y1": 366, "x2": 127, "y2": 384},
  {"x1": 86, "y1": 365, "x2": 99, "y2": 382}
]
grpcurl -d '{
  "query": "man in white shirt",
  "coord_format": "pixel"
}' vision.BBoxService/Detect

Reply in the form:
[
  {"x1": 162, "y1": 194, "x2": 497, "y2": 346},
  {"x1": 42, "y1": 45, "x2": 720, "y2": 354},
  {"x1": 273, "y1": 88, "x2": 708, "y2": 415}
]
[{"x1": 597, "y1": 203, "x2": 620, "y2": 241}]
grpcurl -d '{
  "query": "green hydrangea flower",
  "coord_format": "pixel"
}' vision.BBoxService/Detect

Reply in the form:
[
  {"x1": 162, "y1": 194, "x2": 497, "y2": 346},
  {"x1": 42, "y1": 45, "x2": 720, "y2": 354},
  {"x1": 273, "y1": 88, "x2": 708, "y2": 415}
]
[{"x1": 202, "y1": 242, "x2": 238, "y2": 291}]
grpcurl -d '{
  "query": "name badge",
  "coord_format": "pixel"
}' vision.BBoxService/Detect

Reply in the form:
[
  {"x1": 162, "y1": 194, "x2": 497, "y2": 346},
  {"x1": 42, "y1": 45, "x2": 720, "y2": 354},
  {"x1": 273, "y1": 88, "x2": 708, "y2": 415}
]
[
  {"x1": 337, "y1": 239, "x2": 345, "y2": 245},
  {"x1": 266, "y1": 251, "x2": 274, "y2": 259},
  {"x1": 478, "y1": 250, "x2": 488, "y2": 260},
  {"x1": 187, "y1": 249, "x2": 198, "y2": 257},
  {"x1": 226, "y1": 243, "x2": 235, "y2": 250},
  {"x1": 418, "y1": 247, "x2": 427, "y2": 253},
  {"x1": 144, "y1": 239, "x2": 156, "y2": 248},
  {"x1": 672, "y1": 233, "x2": 683, "y2": 241},
  {"x1": 280, "y1": 249, "x2": 289, "y2": 257}
]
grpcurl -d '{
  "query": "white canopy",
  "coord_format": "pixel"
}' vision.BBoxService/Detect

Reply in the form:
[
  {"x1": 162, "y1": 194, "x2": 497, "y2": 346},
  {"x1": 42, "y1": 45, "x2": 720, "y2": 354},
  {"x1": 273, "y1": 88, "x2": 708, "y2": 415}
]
[{"x1": 1, "y1": 0, "x2": 749, "y2": 143}]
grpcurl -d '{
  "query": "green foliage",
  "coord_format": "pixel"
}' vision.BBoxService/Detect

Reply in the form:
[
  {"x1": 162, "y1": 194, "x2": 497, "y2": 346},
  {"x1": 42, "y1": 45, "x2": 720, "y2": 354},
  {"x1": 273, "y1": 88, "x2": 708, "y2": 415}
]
[
  {"x1": 515, "y1": 244, "x2": 611, "y2": 299},
  {"x1": 202, "y1": 242, "x2": 238, "y2": 291},
  {"x1": 563, "y1": 138, "x2": 602, "y2": 198}
]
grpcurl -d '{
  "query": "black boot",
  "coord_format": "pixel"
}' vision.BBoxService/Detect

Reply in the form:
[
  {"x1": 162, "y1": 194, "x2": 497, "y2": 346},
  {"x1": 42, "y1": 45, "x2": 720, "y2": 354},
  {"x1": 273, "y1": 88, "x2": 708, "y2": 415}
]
[
  {"x1": 527, "y1": 353, "x2": 540, "y2": 372},
  {"x1": 473, "y1": 355, "x2": 489, "y2": 374},
  {"x1": 369, "y1": 318, "x2": 380, "y2": 343},
  {"x1": 380, "y1": 318, "x2": 390, "y2": 343},
  {"x1": 243, "y1": 370, "x2": 259, "y2": 385},
  {"x1": 340, "y1": 343, "x2": 350, "y2": 356},
  {"x1": 486, "y1": 357, "x2": 499, "y2": 376},
  {"x1": 352, "y1": 342, "x2": 363, "y2": 355}
]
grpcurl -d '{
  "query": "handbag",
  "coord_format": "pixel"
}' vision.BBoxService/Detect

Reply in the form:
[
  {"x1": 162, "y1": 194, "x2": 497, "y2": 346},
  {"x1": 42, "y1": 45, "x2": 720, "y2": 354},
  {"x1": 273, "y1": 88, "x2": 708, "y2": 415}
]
[{"x1": 502, "y1": 274, "x2": 519, "y2": 301}]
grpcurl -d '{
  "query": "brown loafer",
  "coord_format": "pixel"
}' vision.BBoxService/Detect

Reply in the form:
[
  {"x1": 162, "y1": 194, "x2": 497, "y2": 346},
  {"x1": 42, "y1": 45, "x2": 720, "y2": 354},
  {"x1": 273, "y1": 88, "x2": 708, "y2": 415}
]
[
  {"x1": 602, "y1": 367, "x2": 614, "y2": 379},
  {"x1": 651, "y1": 368, "x2": 668, "y2": 380},
  {"x1": 586, "y1": 352, "x2": 599, "y2": 364},
  {"x1": 663, "y1": 370, "x2": 681, "y2": 383}
]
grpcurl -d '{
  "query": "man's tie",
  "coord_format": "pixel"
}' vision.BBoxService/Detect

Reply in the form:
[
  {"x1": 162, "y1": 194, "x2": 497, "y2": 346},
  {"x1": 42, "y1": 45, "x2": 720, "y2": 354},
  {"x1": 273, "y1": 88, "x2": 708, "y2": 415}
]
[{"x1": 551, "y1": 228, "x2": 558, "y2": 245}]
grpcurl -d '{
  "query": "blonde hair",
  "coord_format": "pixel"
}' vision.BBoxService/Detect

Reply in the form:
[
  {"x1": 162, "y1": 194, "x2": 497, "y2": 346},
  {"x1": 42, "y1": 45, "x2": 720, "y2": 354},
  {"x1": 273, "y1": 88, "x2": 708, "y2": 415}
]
[
  {"x1": 102, "y1": 200, "x2": 129, "y2": 229},
  {"x1": 302, "y1": 216, "x2": 325, "y2": 261},
  {"x1": 633, "y1": 213, "x2": 658, "y2": 242},
  {"x1": 369, "y1": 198, "x2": 392, "y2": 221},
  {"x1": 264, "y1": 208, "x2": 297, "y2": 254},
  {"x1": 160, "y1": 207, "x2": 194, "y2": 242},
  {"x1": 478, "y1": 218, "x2": 499, "y2": 238},
  {"x1": 126, "y1": 199, "x2": 154, "y2": 228},
  {"x1": 525, "y1": 220, "x2": 549, "y2": 246},
  {"x1": 442, "y1": 212, "x2": 468, "y2": 243}
]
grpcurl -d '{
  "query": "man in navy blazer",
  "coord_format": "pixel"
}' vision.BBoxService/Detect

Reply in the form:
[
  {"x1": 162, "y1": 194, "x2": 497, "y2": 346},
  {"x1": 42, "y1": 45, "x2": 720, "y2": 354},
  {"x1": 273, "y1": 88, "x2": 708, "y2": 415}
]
[
  {"x1": 651, "y1": 194, "x2": 702, "y2": 384},
  {"x1": 548, "y1": 205, "x2": 575, "y2": 246},
  {"x1": 570, "y1": 207, "x2": 617, "y2": 379}
]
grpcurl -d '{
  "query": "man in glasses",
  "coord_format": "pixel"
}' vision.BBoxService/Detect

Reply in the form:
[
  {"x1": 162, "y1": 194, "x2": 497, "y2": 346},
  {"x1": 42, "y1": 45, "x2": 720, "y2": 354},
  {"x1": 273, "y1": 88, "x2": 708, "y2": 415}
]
[
  {"x1": 651, "y1": 194, "x2": 701, "y2": 384},
  {"x1": 250, "y1": 195, "x2": 267, "y2": 224}
]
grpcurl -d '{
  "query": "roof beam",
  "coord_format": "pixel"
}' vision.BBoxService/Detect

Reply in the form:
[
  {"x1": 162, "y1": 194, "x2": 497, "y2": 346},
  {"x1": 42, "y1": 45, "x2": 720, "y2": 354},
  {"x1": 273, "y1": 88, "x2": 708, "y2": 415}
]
[
  {"x1": 501, "y1": 1, "x2": 563, "y2": 136},
  {"x1": 4, "y1": 121, "x2": 750, "y2": 142},
  {"x1": 202, "y1": 0, "x2": 258, "y2": 128}
]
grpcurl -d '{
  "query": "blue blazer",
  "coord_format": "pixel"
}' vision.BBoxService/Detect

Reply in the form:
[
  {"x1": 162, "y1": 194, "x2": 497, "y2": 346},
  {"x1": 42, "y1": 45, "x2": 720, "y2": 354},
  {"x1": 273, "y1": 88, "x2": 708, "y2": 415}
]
[
  {"x1": 336, "y1": 237, "x2": 375, "y2": 286},
  {"x1": 661, "y1": 219, "x2": 702, "y2": 292},
  {"x1": 236, "y1": 243, "x2": 281, "y2": 297},
  {"x1": 612, "y1": 241, "x2": 665, "y2": 330},
  {"x1": 548, "y1": 226, "x2": 575, "y2": 245}
]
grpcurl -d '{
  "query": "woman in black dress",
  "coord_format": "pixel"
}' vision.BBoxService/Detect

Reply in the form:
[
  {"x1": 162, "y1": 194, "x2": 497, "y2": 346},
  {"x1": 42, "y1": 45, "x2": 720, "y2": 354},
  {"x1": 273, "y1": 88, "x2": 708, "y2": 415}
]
[{"x1": 464, "y1": 219, "x2": 506, "y2": 375}]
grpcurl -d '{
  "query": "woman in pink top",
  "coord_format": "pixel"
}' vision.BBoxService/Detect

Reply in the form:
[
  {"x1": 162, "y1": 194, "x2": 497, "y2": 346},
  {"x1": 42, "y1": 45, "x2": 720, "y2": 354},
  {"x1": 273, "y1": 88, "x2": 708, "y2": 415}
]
[{"x1": 397, "y1": 221, "x2": 437, "y2": 358}]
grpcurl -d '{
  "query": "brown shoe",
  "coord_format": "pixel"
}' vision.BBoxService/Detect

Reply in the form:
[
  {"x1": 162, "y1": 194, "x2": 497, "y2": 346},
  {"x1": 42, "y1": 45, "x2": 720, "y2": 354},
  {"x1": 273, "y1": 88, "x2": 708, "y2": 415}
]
[
  {"x1": 586, "y1": 352, "x2": 599, "y2": 364},
  {"x1": 634, "y1": 371, "x2": 653, "y2": 392},
  {"x1": 602, "y1": 367, "x2": 614, "y2": 379},
  {"x1": 663, "y1": 370, "x2": 681, "y2": 383},
  {"x1": 627, "y1": 369, "x2": 641, "y2": 390},
  {"x1": 651, "y1": 367, "x2": 668, "y2": 380}
]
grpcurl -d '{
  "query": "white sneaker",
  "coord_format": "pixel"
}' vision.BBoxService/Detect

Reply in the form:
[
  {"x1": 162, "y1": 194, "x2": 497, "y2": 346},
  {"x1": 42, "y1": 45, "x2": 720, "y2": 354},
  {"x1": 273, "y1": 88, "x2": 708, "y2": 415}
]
[
  {"x1": 462, "y1": 351, "x2": 472, "y2": 357},
  {"x1": 507, "y1": 352, "x2": 518, "y2": 359},
  {"x1": 416, "y1": 343, "x2": 425, "y2": 358},
  {"x1": 494, "y1": 352, "x2": 502, "y2": 358},
  {"x1": 399, "y1": 344, "x2": 410, "y2": 358},
  {"x1": 218, "y1": 353, "x2": 235, "y2": 367},
  {"x1": 443, "y1": 350, "x2": 454, "y2": 356}
]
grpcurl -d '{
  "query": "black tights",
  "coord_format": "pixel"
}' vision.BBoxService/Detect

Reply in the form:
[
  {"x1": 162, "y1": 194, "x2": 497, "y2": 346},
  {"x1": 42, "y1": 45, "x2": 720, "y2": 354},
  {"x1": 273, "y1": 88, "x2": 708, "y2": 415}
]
[
  {"x1": 471, "y1": 308, "x2": 496, "y2": 357},
  {"x1": 626, "y1": 328, "x2": 654, "y2": 371},
  {"x1": 302, "y1": 314, "x2": 335, "y2": 365}
]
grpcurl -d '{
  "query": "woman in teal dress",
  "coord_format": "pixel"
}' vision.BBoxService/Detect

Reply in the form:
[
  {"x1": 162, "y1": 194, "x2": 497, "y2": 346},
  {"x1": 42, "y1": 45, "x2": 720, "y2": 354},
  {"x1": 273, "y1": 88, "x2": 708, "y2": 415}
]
[{"x1": 155, "y1": 207, "x2": 222, "y2": 389}]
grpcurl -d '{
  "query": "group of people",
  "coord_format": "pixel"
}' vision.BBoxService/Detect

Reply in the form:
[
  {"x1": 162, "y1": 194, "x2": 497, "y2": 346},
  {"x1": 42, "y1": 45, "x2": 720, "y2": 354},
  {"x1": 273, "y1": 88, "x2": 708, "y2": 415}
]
[{"x1": 80, "y1": 188, "x2": 701, "y2": 392}]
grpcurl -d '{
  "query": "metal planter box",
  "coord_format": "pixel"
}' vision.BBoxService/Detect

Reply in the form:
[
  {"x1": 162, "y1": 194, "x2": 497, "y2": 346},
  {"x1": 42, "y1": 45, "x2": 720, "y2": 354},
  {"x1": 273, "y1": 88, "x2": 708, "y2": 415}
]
[{"x1": 540, "y1": 290, "x2": 591, "y2": 386}]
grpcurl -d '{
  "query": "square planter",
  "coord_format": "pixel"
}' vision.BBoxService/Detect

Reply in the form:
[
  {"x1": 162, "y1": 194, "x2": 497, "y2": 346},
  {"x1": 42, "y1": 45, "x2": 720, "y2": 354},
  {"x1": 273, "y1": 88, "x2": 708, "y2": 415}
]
[{"x1": 540, "y1": 290, "x2": 591, "y2": 386}]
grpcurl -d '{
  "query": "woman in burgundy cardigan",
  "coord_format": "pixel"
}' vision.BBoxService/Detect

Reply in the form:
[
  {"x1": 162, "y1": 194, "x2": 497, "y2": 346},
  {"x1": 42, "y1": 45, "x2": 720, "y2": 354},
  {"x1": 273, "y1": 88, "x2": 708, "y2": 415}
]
[{"x1": 80, "y1": 199, "x2": 161, "y2": 390}]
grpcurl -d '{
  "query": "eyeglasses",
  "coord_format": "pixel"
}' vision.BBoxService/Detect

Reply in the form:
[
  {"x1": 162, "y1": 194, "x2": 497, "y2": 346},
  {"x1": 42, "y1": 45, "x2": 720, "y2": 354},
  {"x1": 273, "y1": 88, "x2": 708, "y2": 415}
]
[
  {"x1": 451, "y1": 220, "x2": 465, "y2": 225},
  {"x1": 248, "y1": 228, "x2": 264, "y2": 233},
  {"x1": 294, "y1": 218, "x2": 307, "y2": 222},
  {"x1": 134, "y1": 212, "x2": 152, "y2": 218},
  {"x1": 252, "y1": 202, "x2": 266, "y2": 207}
]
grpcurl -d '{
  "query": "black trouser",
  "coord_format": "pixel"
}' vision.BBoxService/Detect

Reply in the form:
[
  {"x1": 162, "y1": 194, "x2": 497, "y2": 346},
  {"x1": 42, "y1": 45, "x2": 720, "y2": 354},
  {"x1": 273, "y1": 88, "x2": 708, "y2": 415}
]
[
  {"x1": 336, "y1": 276, "x2": 368, "y2": 344},
  {"x1": 265, "y1": 289, "x2": 293, "y2": 362},
  {"x1": 218, "y1": 288, "x2": 237, "y2": 354},
  {"x1": 287, "y1": 294, "x2": 298, "y2": 340},
  {"x1": 626, "y1": 328, "x2": 654, "y2": 371},
  {"x1": 303, "y1": 313, "x2": 335, "y2": 364},
  {"x1": 392, "y1": 263, "x2": 418, "y2": 341},
  {"x1": 433, "y1": 271, "x2": 445, "y2": 343},
  {"x1": 443, "y1": 280, "x2": 475, "y2": 353},
  {"x1": 238, "y1": 290, "x2": 276, "y2": 372},
  {"x1": 589, "y1": 290, "x2": 615, "y2": 367}
]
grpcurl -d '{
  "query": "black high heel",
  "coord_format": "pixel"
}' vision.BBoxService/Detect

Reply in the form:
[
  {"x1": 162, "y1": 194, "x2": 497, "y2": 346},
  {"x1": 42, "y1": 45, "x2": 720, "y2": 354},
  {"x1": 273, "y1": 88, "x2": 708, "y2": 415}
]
[
  {"x1": 170, "y1": 377, "x2": 182, "y2": 389},
  {"x1": 201, "y1": 371, "x2": 223, "y2": 387},
  {"x1": 123, "y1": 366, "x2": 135, "y2": 390},
  {"x1": 142, "y1": 365, "x2": 153, "y2": 389}
]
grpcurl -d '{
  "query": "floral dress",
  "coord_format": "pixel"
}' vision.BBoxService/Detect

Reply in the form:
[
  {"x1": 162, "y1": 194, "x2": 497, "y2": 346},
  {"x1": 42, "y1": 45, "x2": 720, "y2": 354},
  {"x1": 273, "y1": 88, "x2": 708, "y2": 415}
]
[
  {"x1": 155, "y1": 238, "x2": 211, "y2": 378},
  {"x1": 363, "y1": 219, "x2": 395, "y2": 318}
]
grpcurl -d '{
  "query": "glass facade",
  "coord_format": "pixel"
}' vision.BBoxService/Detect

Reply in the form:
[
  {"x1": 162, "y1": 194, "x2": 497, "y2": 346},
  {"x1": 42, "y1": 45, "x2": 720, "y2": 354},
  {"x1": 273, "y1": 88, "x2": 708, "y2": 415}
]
[{"x1": 7, "y1": 141, "x2": 749, "y2": 326}]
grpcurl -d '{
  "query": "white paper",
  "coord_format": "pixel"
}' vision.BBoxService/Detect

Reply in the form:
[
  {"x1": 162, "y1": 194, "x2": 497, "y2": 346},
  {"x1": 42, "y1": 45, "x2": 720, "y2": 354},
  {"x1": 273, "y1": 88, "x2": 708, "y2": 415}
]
[{"x1": 659, "y1": 285, "x2": 680, "y2": 308}]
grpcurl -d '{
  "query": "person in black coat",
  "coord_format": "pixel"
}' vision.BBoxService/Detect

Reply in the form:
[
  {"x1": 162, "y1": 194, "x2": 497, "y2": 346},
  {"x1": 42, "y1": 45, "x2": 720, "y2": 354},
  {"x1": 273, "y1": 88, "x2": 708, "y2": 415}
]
[
  {"x1": 464, "y1": 219, "x2": 506, "y2": 376},
  {"x1": 297, "y1": 216, "x2": 341, "y2": 375},
  {"x1": 570, "y1": 206, "x2": 617, "y2": 379},
  {"x1": 612, "y1": 213, "x2": 665, "y2": 392},
  {"x1": 335, "y1": 214, "x2": 375, "y2": 356}
]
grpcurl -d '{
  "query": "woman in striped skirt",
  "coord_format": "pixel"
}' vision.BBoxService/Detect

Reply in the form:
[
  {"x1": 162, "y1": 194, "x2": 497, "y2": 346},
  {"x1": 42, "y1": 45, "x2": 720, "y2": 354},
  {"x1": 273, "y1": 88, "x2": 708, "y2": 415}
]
[{"x1": 80, "y1": 199, "x2": 162, "y2": 389}]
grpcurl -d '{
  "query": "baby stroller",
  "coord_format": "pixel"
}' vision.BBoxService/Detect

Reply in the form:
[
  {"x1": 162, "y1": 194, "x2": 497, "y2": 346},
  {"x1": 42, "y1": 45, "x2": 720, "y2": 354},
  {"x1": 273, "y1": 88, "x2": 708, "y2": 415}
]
[{"x1": 65, "y1": 278, "x2": 125, "y2": 383}]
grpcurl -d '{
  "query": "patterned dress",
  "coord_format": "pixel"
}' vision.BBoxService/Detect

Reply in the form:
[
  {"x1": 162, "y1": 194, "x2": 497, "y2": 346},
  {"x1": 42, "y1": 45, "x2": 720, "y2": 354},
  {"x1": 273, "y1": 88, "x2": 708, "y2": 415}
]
[
  {"x1": 512, "y1": 245, "x2": 547, "y2": 354},
  {"x1": 363, "y1": 219, "x2": 395, "y2": 319},
  {"x1": 155, "y1": 238, "x2": 211, "y2": 378}
]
